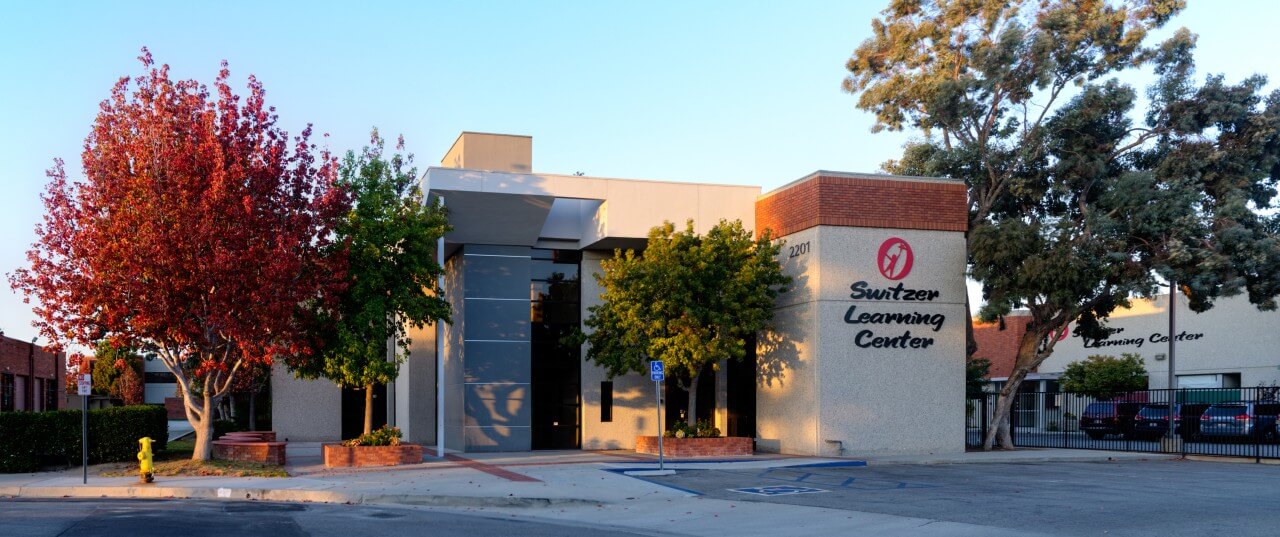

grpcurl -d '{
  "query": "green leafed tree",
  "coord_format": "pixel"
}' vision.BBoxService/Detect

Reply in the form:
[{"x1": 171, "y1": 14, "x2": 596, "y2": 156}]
[
  {"x1": 844, "y1": 0, "x2": 1280, "y2": 449},
  {"x1": 90, "y1": 341, "x2": 143, "y2": 405},
  {"x1": 292, "y1": 130, "x2": 451, "y2": 437},
  {"x1": 1059, "y1": 353, "x2": 1148, "y2": 400},
  {"x1": 966, "y1": 357, "x2": 992, "y2": 397},
  {"x1": 578, "y1": 220, "x2": 790, "y2": 427}
]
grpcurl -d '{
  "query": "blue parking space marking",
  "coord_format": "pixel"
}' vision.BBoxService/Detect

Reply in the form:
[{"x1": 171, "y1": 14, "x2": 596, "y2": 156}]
[
  {"x1": 753, "y1": 468, "x2": 942, "y2": 491},
  {"x1": 730, "y1": 485, "x2": 828, "y2": 496}
]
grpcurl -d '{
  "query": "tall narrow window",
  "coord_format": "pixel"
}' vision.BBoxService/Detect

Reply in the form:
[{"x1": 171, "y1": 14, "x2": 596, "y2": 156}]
[
  {"x1": 600, "y1": 381, "x2": 613, "y2": 423},
  {"x1": 0, "y1": 374, "x2": 14, "y2": 412},
  {"x1": 45, "y1": 379, "x2": 58, "y2": 411}
]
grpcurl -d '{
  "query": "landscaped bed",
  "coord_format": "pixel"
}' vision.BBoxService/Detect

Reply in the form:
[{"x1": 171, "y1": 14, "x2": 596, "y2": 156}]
[{"x1": 98, "y1": 438, "x2": 288, "y2": 478}]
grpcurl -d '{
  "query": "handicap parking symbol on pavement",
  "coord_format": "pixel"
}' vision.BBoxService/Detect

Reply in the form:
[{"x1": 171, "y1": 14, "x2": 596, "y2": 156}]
[{"x1": 729, "y1": 485, "x2": 827, "y2": 496}]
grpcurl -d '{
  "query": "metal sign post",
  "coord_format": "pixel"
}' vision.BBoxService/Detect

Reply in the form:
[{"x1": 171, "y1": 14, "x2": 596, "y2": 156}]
[
  {"x1": 78, "y1": 373, "x2": 91, "y2": 484},
  {"x1": 650, "y1": 360, "x2": 665, "y2": 470}
]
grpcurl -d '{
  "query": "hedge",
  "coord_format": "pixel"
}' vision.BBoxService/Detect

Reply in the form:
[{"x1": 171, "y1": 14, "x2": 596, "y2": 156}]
[{"x1": 0, "y1": 405, "x2": 168, "y2": 473}]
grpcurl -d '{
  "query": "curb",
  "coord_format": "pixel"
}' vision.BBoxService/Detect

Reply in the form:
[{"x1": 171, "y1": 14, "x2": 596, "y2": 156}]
[
  {"x1": 0, "y1": 484, "x2": 601, "y2": 509},
  {"x1": 864, "y1": 453, "x2": 1181, "y2": 466}
]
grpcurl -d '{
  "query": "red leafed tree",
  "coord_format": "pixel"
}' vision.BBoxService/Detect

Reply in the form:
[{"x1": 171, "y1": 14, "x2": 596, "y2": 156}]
[{"x1": 8, "y1": 49, "x2": 348, "y2": 460}]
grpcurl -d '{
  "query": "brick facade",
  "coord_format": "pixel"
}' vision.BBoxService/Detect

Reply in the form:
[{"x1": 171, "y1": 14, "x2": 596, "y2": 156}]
[
  {"x1": 212, "y1": 440, "x2": 287, "y2": 465},
  {"x1": 323, "y1": 443, "x2": 425, "y2": 467},
  {"x1": 634, "y1": 436, "x2": 754, "y2": 457},
  {"x1": 755, "y1": 172, "x2": 968, "y2": 238},
  {"x1": 0, "y1": 334, "x2": 65, "y2": 411},
  {"x1": 972, "y1": 313, "x2": 1033, "y2": 379}
]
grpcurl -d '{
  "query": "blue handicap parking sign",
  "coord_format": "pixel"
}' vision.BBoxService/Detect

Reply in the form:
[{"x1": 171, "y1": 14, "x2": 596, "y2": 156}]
[{"x1": 650, "y1": 360, "x2": 664, "y2": 381}]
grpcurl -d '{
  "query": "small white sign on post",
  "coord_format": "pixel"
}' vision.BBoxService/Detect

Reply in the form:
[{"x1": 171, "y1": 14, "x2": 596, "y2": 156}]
[{"x1": 77, "y1": 373, "x2": 92, "y2": 396}]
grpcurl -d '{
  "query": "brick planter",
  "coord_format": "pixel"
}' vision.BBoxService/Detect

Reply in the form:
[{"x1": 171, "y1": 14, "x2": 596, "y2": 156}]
[
  {"x1": 635, "y1": 436, "x2": 753, "y2": 458},
  {"x1": 323, "y1": 443, "x2": 424, "y2": 468},
  {"x1": 212, "y1": 441, "x2": 287, "y2": 465}
]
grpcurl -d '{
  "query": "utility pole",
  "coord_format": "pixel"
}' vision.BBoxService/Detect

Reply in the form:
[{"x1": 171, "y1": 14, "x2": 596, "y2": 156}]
[{"x1": 1164, "y1": 281, "x2": 1181, "y2": 452}]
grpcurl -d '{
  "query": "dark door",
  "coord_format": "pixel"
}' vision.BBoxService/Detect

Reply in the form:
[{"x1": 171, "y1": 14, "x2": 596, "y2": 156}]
[
  {"x1": 726, "y1": 339, "x2": 757, "y2": 438},
  {"x1": 341, "y1": 383, "x2": 386, "y2": 440}
]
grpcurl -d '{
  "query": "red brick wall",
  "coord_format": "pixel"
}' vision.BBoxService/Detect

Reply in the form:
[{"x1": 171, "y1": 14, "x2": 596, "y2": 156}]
[
  {"x1": 755, "y1": 173, "x2": 968, "y2": 238},
  {"x1": 213, "y1": 441, "x2": 287, "y2": 465},
  {"x1": 0, "y1": 335, "x2": 65, "y2": 410},
  {"x1": 323, "y1": 444, "x2": 424, "y2": 467},
  {"x1": 635, "y1": 436, "x2": 753, "y2": 457},
  {"x1": 972, "y1": 314, "x2": 1033, "y2": 379}
]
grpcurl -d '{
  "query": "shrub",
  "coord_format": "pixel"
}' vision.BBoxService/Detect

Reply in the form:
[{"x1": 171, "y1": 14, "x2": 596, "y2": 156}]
[
  {"x1": 213, "y1": 419, "x2": 240, "y2": 439},
  {"x1": 343, "y1": 425, "x2": 402, "y2": 447},
  {"x1": 664, "y1": 419, "x2": 721, "y2": 439},
  {"x1": 0, "y1": 405, "x2": 167, "y2": 473},
  {"x1": 1059, "y1": 353, "x2": 1148, "y2": 400}
]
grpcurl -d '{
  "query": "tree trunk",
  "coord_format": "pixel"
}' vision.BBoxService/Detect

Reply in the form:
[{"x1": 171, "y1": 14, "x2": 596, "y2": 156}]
[
  {"x1": 982, "y1": 326, "x2": 1051, "y2": 450},
  {"x1": 363, "y1": 384, "x2": 374, "y2": 436},
  {"x1": 248, "y1": 391, "x2": 257, "y2": 431},
  {"x1": 191, "y1": 390, "x2": 214, "y2": 461},
  {"x1": 228, "y1": 394, "x2": 236, "y2": 418},
  {"x1": 686, "y1": 373, "x2": 699, "y2": 427}
]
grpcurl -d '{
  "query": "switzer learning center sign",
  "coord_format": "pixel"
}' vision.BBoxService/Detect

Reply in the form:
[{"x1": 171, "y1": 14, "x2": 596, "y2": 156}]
[{"x1": 845, "y1": 238, "x2": 947, "y2": 349}]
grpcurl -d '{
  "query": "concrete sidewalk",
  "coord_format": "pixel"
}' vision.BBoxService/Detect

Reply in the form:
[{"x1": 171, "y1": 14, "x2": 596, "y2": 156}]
[{"x1": 0, "y1": 448, "x2": 1176, "y2": 536}]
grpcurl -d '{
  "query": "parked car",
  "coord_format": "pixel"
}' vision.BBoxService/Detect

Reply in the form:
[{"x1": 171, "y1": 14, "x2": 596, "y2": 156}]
[
  {"x1": 1079, "y1": 401, "x2": 1144, "y2": 440},
  {"x1": 1132, "y1": 404, "x2": 1185, "y2": 440},
  {"x1": 1198, "y1": 402, "x2": 1280, "y2": 442}
]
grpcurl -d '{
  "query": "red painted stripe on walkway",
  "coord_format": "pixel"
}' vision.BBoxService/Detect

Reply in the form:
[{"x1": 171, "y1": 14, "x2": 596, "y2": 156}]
[{"x1": 445, "y1": 454, "x2": 542, "y2": 482}]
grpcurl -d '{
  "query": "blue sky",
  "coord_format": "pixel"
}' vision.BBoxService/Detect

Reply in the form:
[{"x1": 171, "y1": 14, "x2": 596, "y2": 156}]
[{"x1": 2, "y1": 1, "x2": 1278, "y2": 342}]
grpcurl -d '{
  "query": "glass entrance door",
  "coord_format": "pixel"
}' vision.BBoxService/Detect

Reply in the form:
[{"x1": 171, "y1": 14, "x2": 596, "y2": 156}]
[{"x1": 530, "y1": 249, "x2": 582, "y2": 449}]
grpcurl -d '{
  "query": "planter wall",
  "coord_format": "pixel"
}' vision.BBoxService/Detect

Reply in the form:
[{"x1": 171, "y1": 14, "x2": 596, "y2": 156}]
[
  {"x1": 323, "y1": 443, "x2": 424, "y2": 468},
  {"x1": 212, "y1": 441, "x2": 286, "y2": 465},
  {"x1": 635, "y1": 436, "x2": 753, "y2": 458}
]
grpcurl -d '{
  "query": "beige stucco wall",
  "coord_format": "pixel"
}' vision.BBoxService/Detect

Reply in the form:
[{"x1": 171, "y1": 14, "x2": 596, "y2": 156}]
[
  {"x1": 759, "y1": 225, "x2": 966, "y2": 456},
  {"x1": 580, "y1": 251, "x2": 661, "y2": 449},
  {"x1": 1038, "y1": 293, "x2": 1280, "y2": 388},
  {"x1": 440, "y1": 132, "x2": 532, "y2": 173},
  {"x1": 396, "y1": 320, "x2": 439, "y2": 445},
  {"x1": 756, "y1": 225, "x2": 821, "y2": 454},
  {"x1": 441, "y1": 253, "x2": 466, "y2": 451},
  {"x1": 270, "y1": 362, "x2": 341, "y2": 442}
]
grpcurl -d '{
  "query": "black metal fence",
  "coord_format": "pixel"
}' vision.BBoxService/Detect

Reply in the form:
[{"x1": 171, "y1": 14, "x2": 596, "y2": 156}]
[{"x1": 966, "y1": 387, "x2": 1280, "y2": 461}]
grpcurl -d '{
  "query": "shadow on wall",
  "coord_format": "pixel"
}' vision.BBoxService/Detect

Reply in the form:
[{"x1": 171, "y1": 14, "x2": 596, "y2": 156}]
[
  {"x1": 758, "y1": 262, "x2": 807, "y2": 388},
  {"x1": 584, "y1": 382, "x2": 652, "y2": 450},
  {"x1": 463, "y1": 382, "x2": 527, "y2": 450}
]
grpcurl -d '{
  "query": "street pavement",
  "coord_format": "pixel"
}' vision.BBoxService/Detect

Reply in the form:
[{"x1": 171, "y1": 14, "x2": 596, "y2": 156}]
[
  {"x1": 0, "y1": 498, "x2": 661, "y2": 537},
  {"x1": 0, "y1": 448, "x2": 1273, "y2": 536}
]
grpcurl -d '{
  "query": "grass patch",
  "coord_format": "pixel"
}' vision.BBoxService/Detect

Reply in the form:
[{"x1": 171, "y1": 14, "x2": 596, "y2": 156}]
[
  {"x1": 100, "y1": 458, "x2": 287, "y2": 478},
  {"x1": 98, "y1": 439, "x2": 287, "y2": 478}
]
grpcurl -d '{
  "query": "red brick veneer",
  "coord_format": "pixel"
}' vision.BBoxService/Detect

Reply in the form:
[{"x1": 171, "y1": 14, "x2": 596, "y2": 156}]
[
  {"x1": 323, "y1": 443, "x2": 424, "y2": 467},
  {"x1": 635, "y1": 436, "x2": 753, "y2": 458},
  {"x1": 164, "y1": 398, "x2": 185, "y2": 419},
  {"x1": 220, "y1": 431, "x2": 278, "y2": 442},
  {"x1": 212, "y1": 441, "x2": 287, "y2": 465},
  {"x1": 755, "y1": 173, "x2": 968, "y2": 237},
  {"x1": 973, "y1": 313, "x2": 1034, "y2": 379}
]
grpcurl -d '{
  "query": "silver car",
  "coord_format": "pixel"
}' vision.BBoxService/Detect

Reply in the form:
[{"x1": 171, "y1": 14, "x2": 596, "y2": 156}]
[{"x1": 1199, "y1": 402, "x2": 1280, "y2": 441}]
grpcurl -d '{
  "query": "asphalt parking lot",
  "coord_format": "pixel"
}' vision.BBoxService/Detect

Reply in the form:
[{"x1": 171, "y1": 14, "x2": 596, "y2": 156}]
[{"x1": 644, "y1": 459, "x2": 1280, "y2": 536}]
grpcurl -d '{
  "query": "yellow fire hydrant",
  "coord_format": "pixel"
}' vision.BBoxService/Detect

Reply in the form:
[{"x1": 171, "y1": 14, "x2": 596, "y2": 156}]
[{"x1": 137, "y1": 437, "x2": 155, "y2": 484}]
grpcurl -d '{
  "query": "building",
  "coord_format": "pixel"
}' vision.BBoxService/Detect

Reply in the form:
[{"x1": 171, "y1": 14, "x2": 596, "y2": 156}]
[
  {"x1": 976, "y1": 293, "x2": 1280, "y2": 391},
  {"x1": 273, "y1": 132, "x2": 969, "y2": 456},
  {"x1": 0, "y1": 334, "x2": 65, "y2": 412}
]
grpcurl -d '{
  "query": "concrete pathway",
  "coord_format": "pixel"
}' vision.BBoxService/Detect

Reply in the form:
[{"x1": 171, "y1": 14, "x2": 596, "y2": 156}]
[{"x1": 0, "y1": 447, "x2": 1180, "y2": 536}]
